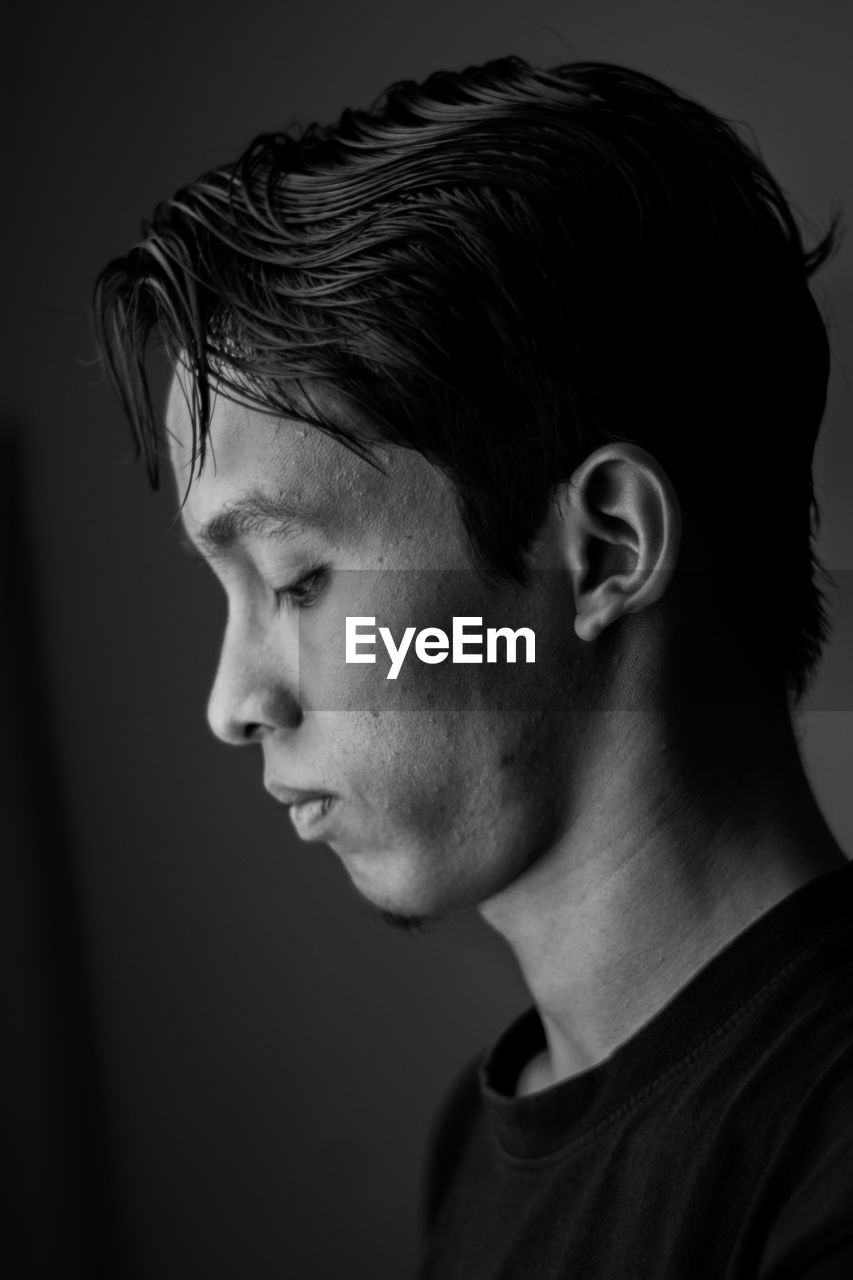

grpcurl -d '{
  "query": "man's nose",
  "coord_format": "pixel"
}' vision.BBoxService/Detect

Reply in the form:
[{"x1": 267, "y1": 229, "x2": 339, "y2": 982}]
[{"x1": 206, "y1": 614, "x2": 303, "y2": 745}]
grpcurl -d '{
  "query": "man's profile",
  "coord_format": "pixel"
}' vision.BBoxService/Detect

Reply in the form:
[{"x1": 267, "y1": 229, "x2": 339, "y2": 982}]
[{"x1": 94, "y1": 56, "x2": 851, "y2": 1278}]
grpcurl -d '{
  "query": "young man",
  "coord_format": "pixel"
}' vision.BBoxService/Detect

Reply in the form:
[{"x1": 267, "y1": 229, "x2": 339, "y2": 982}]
[{"x1": 94, "y1": 56, "x2": 851, "y2": 1278}]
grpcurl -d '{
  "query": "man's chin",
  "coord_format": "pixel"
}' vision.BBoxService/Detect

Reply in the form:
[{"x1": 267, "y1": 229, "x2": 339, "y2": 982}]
[
  {"x1": 344, "y1": 873, "x2": 445, "y2": 934},
  {"x1": 334, "y1": 838, "x2": 478, "y2": 932}
]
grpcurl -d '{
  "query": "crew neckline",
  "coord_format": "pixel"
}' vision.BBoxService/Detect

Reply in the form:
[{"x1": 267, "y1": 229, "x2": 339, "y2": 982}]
[{"x1": 479, "y1": 860, "x2": 853, "y2": 1161}]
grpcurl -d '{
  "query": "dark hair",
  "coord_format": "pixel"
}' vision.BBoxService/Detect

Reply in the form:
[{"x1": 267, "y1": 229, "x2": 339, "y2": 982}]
[{"x1": 93, "y1": 55, "x2": 842, "y2": 702}]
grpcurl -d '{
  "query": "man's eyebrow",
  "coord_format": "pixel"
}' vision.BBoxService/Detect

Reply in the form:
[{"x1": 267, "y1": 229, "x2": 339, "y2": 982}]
[{"x1": 181, "y1": 489, "x2": 323, "y2": 558}]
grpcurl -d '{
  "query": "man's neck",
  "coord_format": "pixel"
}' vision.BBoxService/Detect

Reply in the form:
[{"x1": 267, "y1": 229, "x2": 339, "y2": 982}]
[{"x1": 478, "y1": 685, "x2": 847, "y2": 1095}]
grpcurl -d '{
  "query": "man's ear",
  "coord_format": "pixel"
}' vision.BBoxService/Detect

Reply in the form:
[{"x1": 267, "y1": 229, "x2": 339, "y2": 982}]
[{"x1": 556, "y1": 443, "x2": 681, "y2": 643}]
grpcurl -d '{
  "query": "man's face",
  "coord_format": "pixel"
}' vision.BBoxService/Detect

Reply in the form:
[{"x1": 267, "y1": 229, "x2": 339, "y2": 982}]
[{"x1": 166, "y1": 373, "x2": 581, "y2": 924}]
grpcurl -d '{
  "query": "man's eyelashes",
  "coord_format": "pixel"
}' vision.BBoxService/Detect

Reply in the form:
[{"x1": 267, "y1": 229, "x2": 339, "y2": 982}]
[{"x1": 272, "y1": 566, "x2": 330, "y2": 613}]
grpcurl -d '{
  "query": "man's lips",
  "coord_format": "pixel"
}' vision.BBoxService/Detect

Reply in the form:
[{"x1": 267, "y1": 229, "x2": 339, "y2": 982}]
[
  {"x1": 264, "y1": 781, "x2": 338, "y2": 838},
  {"x1": 264, "y1": 782, "x2": 333, "y2": 808},
  {"x1": 289, "y1": 794, "x2": 335, "y2": 832}
]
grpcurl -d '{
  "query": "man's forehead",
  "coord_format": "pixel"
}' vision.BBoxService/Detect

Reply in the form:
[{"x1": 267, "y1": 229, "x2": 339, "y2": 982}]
[
  {"x1": 165, "y1": 368, "x2": 325, "y2": 469},
  {"x1": 163, "y1": 367, "x2": 461, "y2": 565},
  {"x1": 164, "y1": 363, "x2": 386, "y2": 459},
  {"x1": 165, "y1": 369, "x2": 386, "y2": 522},
  {"x1": 163, "y1": 364, "x2": 467, "y2": 570}
]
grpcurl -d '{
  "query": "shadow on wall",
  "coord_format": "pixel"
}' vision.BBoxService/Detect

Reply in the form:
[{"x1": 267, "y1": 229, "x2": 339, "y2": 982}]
[{"x1": 0, "y1": 425, "x2": 122, "y2": 1278}]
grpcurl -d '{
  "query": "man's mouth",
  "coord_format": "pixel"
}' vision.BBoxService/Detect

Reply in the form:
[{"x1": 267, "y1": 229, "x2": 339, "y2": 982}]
[
  {"x1": 263, "y1": 779, "x2": 339, "y2": 839},
  {"x1": 288, "y1": 794, "x2": 336, "y2": 838}
]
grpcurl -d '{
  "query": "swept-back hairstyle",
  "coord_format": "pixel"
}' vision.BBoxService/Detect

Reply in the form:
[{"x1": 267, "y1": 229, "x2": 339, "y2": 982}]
[{"x1": 94, "y1": 55, "x2": 842, "y2": 701}]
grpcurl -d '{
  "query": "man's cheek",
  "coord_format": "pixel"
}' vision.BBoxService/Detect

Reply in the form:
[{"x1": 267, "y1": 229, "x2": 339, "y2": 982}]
[
  {"x1": 294, "y1": 569, "x2": 462, "y2": 711},
  {"x1": 297, "y1": 567, "x2": 540, "y2": 718}
]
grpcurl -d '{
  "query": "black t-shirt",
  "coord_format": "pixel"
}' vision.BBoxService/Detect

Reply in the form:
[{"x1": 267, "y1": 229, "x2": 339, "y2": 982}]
[{"x1": 417, "y1": 862, "x2": 853, "y2": 1279}]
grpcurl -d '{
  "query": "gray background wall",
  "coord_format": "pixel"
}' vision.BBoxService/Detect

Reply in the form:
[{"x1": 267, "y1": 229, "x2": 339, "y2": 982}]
[{"x1": 4, "y1": 1, "x2": 852, "y2": 1277}]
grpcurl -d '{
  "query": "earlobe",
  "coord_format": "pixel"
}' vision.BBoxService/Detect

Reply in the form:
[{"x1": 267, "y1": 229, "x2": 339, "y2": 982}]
[
  {"x1": 574, "y1": 597, "x2": 622, "y2": 643},
  {"x1": 558, "y1": 443, "x2": 681, "y2": 643}
]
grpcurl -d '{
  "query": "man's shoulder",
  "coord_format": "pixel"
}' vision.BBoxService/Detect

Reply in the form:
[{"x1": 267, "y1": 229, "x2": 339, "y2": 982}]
[
  {"x1": 756, "y1": 1051, "x2": 853, "y2": 1278},
  {"x1": 752, "y1": 895, "x2": 853, "y2": 1085},
  {"x1": 421, "y1": 1050, "x2": 485, "y2": 1233}
]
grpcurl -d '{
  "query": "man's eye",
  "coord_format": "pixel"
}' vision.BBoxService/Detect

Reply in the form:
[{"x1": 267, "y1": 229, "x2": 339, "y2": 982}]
[{"x1": 272, "y1": 567, "x2": 329, "y2": 613}]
